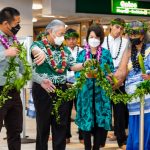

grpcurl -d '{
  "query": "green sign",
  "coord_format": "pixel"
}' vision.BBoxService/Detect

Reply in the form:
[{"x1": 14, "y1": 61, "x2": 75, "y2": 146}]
[{"x1": 112, "y1": 0, "x2": 150, "y2": 16}]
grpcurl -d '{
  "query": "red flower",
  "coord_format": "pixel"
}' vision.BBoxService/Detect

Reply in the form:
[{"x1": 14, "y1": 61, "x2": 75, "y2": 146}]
[
  {"x1": 51, "y1": 60, "x2": 55, "y2": 66},
  {"x1": 43, "y1": 40, "x2": 48, "y2": 45},
  {"x1": 62, "y1": 61, "x2": 67, "y2": 67},
  {"x1": 47, "y1": 49, "x2": 52, "y2": 56},
  {"x1": 61, "y1": 51, "x2": 65, "y2": 57},
  {"x1": 57, "y1": 69, "x2": 63, "y2": 74}
]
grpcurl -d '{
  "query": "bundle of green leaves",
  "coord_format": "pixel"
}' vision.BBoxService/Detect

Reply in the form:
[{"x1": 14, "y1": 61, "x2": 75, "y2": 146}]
[{"x1": 0, "y1": 43, "x2": 32, "y2": 107}]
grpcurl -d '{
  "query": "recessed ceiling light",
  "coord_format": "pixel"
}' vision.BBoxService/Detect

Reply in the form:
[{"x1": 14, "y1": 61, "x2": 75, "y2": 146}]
[
  {"x1": 32, "y1": 18, "x2": 38, "y2": 22},
  {"x1": 32, "y1": 4, "x2": 43, "y2": 10}
]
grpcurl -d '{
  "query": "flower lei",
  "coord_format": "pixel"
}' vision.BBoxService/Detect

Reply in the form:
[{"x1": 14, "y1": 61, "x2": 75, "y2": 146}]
[
  {"x1": 84, "y1": 43, "x2": 102, "y2": 61},
  {"x1": 42, "y1": 35, "x2": 67, "y2": 74},
  {"x1": 0, "y1": 34, "x2": 32, "y2": 107}
]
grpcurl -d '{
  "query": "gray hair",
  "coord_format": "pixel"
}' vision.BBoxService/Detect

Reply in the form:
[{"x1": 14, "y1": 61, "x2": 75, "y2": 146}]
[{"x1": 45, "y1": 19, "x2": 65, "y2": 32}]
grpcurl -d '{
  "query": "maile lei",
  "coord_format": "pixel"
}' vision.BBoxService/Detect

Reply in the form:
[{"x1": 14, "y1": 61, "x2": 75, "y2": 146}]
[
  {"x1": 42, "y1": 35, "x2": 67, "y2": 74},
  {"x1": 0, "y1": 34, "x2": 32, "y2": 107},
  {"x1": 52, "y1": 44, "x2": 150, "y2": 123}
]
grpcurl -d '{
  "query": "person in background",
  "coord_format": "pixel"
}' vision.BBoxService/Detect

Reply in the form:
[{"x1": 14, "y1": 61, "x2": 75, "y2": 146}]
[
  {"x1": 64, "y1": 28, "x2": 84, "y2": 144},
  {"x1": 125, "y1": 21, "x2": 150, "y2": 150},
  {"x1": 75, "y1": 23, "x2": 114, "y2": 150},
  {"x1": 102, "y1": 18, "x2": 129, "y2": 150},
  {"x1": 0, "y1": 7, "x2": 23, "y2": 150},
  {"x1": 30, "y1": 19, "x2": 86, "y2": 150}
]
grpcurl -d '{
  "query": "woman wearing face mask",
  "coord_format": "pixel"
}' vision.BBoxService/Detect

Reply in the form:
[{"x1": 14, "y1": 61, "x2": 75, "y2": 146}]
[
  {"x1": 75, "y1": 24, "x2": 114, "y2": 150},
  {"x1": 125, "y1": 21, "x2": 150, "y2": 150}
]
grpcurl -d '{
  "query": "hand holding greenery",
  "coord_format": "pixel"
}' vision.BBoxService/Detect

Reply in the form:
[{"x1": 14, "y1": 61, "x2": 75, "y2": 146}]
[
  {"x1": 104, "y1": 64, "x2": 118, "y2": 85},
  {"x1": 0, "y1": 43, "x2": 32, "y2": 107}
]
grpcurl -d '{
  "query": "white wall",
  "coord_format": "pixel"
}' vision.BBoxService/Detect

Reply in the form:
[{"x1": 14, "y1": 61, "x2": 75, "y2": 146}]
[
  {"x1": 42, "y1": 0, "x2": 75, "y2": 16},
  {"x1": 0, "y1": 0, "x2": 33, "y2": 38}
]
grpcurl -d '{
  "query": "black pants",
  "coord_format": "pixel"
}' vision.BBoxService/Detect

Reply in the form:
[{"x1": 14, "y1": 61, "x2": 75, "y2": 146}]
[
  {"x1": 113, "y1": 86, "x2": 129, "y2": 147},
  {"x1": 32, "y1": 82, "x2": 70, "y2": 150},
  {"x1": 0, "y1": 87, "x2": 23, "y2": 150},
  {"x1": 83, "y1": 126, "x2": 107, "y2": 150},
  {"x1": 66, "y1": 96, "x2": 83, "y2": 140}
]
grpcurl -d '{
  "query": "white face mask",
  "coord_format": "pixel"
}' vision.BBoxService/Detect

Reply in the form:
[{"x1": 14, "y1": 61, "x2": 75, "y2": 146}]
[
  {"x1": 88, "y1": 38, "x2": 100, "y2": 48},
  {"x1": 54, "y1": 36, "x2": 64, "y2": 46}
]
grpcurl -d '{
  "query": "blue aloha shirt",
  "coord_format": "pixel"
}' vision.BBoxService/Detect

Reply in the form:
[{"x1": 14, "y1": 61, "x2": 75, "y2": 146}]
[{"x1": 75, "y1": 48, "x2": 114, "y2": 131}]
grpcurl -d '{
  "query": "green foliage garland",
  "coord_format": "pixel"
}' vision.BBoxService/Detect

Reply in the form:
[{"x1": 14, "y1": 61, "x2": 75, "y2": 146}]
[
  {"x1": 0, "y1": 43, "x2": 32, "y2": 107},
  {"x1": 52, "y1": 59, "x2": 150, "y2": 123}
]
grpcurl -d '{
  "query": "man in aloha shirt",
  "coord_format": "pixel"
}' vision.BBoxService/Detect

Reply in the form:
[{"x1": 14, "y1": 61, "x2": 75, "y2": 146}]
[{"x1": 30, "y1": 19, "x2": 84, "y2": 150}]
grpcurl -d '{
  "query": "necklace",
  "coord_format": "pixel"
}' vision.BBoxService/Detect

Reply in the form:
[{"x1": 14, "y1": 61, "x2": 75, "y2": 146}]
[
  {"x1": 42, "y1": 36, "x2": 67, "y2": 74},
  {"x1": 0, "y1": 34, "x2": 18, "y2": 48},
  {"x1": 77, "y1": 45, "x2": 79, "y2": 56},
  {"x1": 84, "y1": 43, "x2": 102, "y2": 62},
  {"x1": 107, "y1": 36, "x2": 122, "y2": 60}
]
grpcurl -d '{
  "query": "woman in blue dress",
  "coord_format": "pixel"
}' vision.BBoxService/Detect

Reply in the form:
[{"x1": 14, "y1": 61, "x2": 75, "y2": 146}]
[
  {"x1": 75, "y1": 24, "x2": 114, "y2": 150},
  {"x1": 125, "y1": 21, "x2": 150, "y2": 150}
]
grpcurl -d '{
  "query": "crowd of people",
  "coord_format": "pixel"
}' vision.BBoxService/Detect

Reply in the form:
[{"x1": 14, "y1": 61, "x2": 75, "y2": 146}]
[{"x1": 0, "y1": 6, "x2": 150, "y2": 150}]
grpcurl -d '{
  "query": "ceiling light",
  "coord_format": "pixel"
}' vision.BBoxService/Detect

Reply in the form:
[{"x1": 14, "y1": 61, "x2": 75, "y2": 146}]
[
  {"x1": 65, "y1": 25, "x2": 68, "y2": 28},
  {"x1": 32, "y1": 18, "x2": 38, "y2": 22},
  {"x1": 58, "y1": 16, "x2": 66, "y2": 18},
  {"x1": 32, "y1": 3, "x2": 43, "y2": 10},
  {"x1": 42, "y1": 15, "x2": 55, "y2": 18},
  {"x1": 103, "y1": 25, "x2": 108, "y2": 29}
]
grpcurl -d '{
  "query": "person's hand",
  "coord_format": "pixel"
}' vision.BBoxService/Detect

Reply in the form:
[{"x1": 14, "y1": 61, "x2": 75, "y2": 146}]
[
  {"x1": 83, "y1": 59, "x2": 96, "y2": 67},
  {"x1": 41, "y1": 79, "x2": 56, "y2": 93},
  {"x1": 5, "y1": 47, "x2": 19, "y2": 57},
  {"x1": 106, "y1": 73, "x2": 113, "y2": 84},
  {"x1": 141, "y1": 74, "x2": 150, "y2": 80},
  {"x1": 112, "y1": 71, "x2": 125, "y2": 90},
  {"x1": 32, "y1": 47, "x2": 46, "y2": 65}
]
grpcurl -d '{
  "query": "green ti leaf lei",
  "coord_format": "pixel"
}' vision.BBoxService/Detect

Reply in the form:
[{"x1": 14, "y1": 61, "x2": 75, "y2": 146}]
[
  {"x1": 51, "y1": 59, "x2": 150, "y2": 123},
  {"x1": 0, "y1": 43, "x2": 32, "y2": 107}
]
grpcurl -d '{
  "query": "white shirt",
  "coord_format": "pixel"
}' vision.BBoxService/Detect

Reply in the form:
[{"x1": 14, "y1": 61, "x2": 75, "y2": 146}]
[
  {"x1": 67, "y1": 46, "x2": 83, "y2": 83},
  {"x1": 102, "y1": 34, "x2": 129, "y2": 69}
]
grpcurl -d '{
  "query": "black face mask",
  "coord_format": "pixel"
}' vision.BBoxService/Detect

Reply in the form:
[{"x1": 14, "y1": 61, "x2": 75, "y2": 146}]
[
  {"x1": 130, "y1": 38, "x2": 142, "y2": 45},
  {"x1": 10, "y1": 24, "x2": 21, "y2": 35}
]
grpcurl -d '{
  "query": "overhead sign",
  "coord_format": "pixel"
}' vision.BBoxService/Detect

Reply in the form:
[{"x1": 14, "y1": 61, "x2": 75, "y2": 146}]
[{"x1": 111, "y1": 0, "x2": 150, "y2": 16}]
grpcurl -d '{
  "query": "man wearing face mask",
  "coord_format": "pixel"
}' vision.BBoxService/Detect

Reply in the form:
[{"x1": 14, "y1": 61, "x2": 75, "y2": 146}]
[
  {"x1": 30, "y1": 19, "x2": 84, "y2": 150},
  {"x1": 0, "y1": 7, "x2": 23, "y2": 150},
  {"x1": 102, "y1": 18, "x2": 129, "y2": 150}
]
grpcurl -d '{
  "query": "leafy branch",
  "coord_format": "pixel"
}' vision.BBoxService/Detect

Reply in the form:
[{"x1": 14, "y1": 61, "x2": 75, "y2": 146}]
[
  {"x1": 0, "y1": 43, "x2": 32, "y2": 107},
  {"x1": 52, "y1": 59, "x2": 150, "y2": 123}
]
